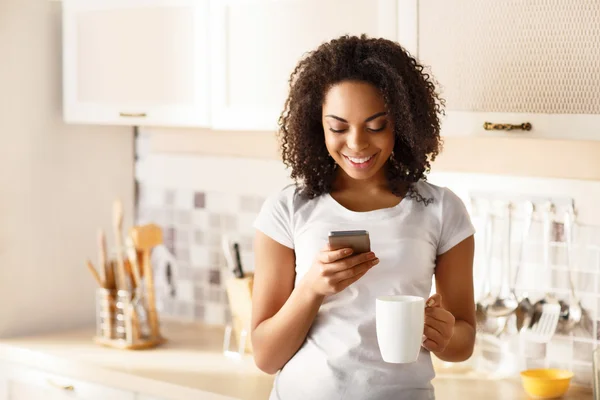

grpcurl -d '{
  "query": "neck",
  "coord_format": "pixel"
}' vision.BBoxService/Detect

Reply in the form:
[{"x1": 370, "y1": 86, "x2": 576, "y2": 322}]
[{"x1": 332, "y1": 167, "x2": 389, "y2": 195}]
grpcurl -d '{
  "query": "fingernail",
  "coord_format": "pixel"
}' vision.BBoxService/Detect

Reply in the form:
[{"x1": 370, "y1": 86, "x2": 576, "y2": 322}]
[
  {"x1": 426, "y1": 299, "x2": 434, "y2": 307},
  {"x1": 372, "y1": 258, "x2": 380, "y2": 265},
  {"x1": 344, "y1": 249, "x2": 353, "y2": 255},
  {"x1": 422, "y1": 334, "x2": 427, "y2": 343}
]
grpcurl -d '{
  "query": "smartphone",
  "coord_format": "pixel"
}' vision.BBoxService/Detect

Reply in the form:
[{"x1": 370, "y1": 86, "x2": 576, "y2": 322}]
[{"x1": 328, "y1": 230, "x2": 371, "y2": 254}]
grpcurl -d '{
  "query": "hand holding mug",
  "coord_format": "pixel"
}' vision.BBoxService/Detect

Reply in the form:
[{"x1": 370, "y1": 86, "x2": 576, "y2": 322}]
[{"x1": 422, "y1": 293, "x2": 455, "y2": 353}]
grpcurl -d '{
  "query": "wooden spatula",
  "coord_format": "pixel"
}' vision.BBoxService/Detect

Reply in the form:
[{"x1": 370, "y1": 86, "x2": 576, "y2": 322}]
[
  {"x1": 113, "y1": 200, "x2": 127, "y2": 291},
  {"x1": 130, "y1": 224, "x2": 163, "y2": 340}
]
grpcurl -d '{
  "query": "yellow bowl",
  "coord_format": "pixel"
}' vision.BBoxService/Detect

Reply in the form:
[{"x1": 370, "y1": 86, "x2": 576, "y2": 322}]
[{"x1": 520, "y1": 369, "x2": 574, "y2": 399}]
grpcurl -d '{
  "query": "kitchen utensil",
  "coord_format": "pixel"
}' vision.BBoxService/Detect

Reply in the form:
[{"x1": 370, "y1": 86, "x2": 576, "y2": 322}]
[
  {"x1": 130, "y1": 223, "x2": 163, "y2": 340},
  {"x1": 86, "y1": 260, "x2": 104, "y2": 287},
  {"x1": 519, "y1": 369, "x2": 573, "y2": 399},
  {"x1": 557, "y1": 206, "x2": 583, "y2": 333},
  {"x1": 221, "y1": 235, "x2": 238, "y2": 279},
  {"x1": 593, "y1": 347, "x2": 599, "y2": 400},
  {"x1": 126, "y1": 236, "x2": 147, "y2": 339},
  {"x1": 487, "y1": 202, "x2": 518, "y2": 318},
  {"x1": 97, "y1": 229, "x2": 107, "y2": 285},
  {"x1": 515, "y1": 201, "x2": 535, "y2": 332},
  {"x1": 99, "y1": 229, "x2": 114, "y2": 289},
  {"x1": 232, "y1": 242, "x2": 244, "y2": 278},
  {"x1": 476, "y1": 211, "x2": 505, "y2": 335},
  {"x1": 524, "y1": 203, "x2": 560, "y2": 343},
  {"x1": 113, "y1": 200, "x2": 127, "y2": 290}
]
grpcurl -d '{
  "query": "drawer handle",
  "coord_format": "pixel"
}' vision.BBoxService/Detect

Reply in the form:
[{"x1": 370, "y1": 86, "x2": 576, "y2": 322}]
[
  {"x1": 119, "y1": 112, "x2": 147, "y2": 118},
  {"x1": 483, "y1": 122, "x2": 532, "y2": 131},
  {"x1": 47, "y1": 379, "x2": 75, "y2": 391}
]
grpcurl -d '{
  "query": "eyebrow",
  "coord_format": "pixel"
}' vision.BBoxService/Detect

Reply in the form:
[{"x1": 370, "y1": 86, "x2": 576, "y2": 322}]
[{"x1": 325, "y1": 111, "x2": 387, "y2": 123}]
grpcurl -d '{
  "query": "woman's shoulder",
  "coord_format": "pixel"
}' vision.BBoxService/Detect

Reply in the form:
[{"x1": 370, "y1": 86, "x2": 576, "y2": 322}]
[
  {"x1": 260, "y1": 183, "x2": 313, "y2": 215},
  {"x1": 412, "y1": 181, "x2": 468, "y2": 210}
]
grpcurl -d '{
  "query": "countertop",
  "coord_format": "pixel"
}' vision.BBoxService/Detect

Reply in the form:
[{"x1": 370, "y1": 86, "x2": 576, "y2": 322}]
[{"x1": 0, "y1": 320, "x2": 592, "y2": 400}]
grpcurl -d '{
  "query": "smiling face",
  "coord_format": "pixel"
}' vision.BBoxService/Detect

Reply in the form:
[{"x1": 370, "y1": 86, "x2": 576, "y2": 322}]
[{"x1": 322, "y1": 80, "x2": 395, "y2": 184}]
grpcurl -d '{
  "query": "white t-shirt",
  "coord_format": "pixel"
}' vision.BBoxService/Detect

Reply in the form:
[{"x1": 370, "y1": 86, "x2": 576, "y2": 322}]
[{"x1": 253, "y1": 180, "x2": 475, "y2": 400}]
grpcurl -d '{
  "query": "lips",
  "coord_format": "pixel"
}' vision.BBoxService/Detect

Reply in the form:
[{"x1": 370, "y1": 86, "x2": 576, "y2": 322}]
[{"x1": 342, "y1": 152, "x2": 378, "y2": 169}]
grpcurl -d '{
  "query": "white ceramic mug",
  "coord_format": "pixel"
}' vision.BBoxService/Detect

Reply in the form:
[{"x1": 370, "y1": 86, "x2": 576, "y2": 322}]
[{"x1": 376, "y1": 295, "x2": 425, "y2": 363}]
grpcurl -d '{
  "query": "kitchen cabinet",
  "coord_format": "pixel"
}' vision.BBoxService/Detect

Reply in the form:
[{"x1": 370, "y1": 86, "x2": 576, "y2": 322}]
[
  {"x1": 398, "y1": 0, "x2": 600, "y2": 140},
  {"x1": 210, "y1": 0, "x2": 398, "y2": 131},
  {"x1": 62, "y1": 0, "x2": 210, "y2": 128},
  {"x1": 0, "y1": 361, "x2": 135, "y2": 400}
]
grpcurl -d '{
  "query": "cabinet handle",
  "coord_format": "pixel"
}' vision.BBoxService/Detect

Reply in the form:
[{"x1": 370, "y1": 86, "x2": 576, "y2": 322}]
[
  {"x1": 46, "y1": 379, "x2": 75, "y2": 391},
  {"x1": 483, "y1": 122, "x2": 532, "y2": 131},
  {"x1": 119, "y1": 112, "x2": 147, "y2": 118}
]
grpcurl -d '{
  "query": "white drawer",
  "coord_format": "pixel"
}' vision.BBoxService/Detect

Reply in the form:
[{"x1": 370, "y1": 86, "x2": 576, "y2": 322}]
[{"x1": 1, "y1": 362, "x2": 135, "y2": 400}]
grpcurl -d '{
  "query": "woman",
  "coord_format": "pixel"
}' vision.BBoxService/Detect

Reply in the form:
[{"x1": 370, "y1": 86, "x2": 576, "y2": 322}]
[{"x1": 251, "y1": 35, "x2": 476, "y2": 400}]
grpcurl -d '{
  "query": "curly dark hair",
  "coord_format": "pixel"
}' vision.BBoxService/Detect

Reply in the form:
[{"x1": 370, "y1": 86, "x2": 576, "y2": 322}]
[{"x1": 278, "y1": 34, "x2": 444, "y2": 203}]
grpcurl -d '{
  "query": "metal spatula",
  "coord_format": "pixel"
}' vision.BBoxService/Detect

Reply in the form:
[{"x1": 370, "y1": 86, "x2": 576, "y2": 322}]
[{"x1": 522, "y1": 203, "x2": 560, "y2": 343}]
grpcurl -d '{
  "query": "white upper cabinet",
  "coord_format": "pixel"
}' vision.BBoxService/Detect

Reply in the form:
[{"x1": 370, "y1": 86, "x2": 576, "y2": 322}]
[
  {"x1": 398, "y1": 0, "x2": 600, "y2": 140},
  {"x1": 210, "y1": 0, "x2": 398, "y2": 131},
  {"x1": 62, "y1": 0, "x2": 210, "y2": 127}
]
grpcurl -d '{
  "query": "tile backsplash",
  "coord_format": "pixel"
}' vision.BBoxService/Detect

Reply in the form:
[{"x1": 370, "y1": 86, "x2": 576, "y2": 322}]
[
  {"x1": 135, "y1": 131, "x2": 600, "y2": 386},
  {"x1": 137, "y1": 185, "x2": 265, "y2": 325}
]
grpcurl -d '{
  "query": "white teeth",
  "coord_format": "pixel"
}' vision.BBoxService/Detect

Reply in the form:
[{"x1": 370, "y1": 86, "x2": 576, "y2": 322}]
[{"x1": 346, "y1": 155, "x2": 373, "y2": 164}]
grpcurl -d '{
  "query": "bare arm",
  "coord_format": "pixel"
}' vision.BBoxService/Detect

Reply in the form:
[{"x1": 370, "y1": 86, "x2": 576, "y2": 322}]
[
  {"x1": 250, "y1": 231, "x2": 323, "y2": 374},
  {"x1": 424, "y1": 235, "x2": 476, "y2": 362},
  {"x1": 251, "y1": 231, "x2": 378, "y2": 374}
]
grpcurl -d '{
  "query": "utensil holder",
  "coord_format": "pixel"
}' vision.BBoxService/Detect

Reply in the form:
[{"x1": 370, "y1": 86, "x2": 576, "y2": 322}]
[
  {"x1": 224, "y1": 273, "x2": 254, "y2": 355},
  {"x1": 94, "y1": 287, "x2": 165, "y2": 350}
]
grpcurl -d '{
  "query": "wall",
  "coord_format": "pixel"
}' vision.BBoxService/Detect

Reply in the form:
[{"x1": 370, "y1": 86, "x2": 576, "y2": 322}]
[{"x1": 0, "y1": 0, "x2": 134, "y2": 337}]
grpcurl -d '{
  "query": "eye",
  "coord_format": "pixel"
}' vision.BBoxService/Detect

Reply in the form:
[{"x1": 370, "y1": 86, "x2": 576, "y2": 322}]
[
  {"x1": 328, "y1": 127, "x2": 347, "y2": 133},
  {"x1": 367, "y1": 123, "x2": 388, "y2": 133}
]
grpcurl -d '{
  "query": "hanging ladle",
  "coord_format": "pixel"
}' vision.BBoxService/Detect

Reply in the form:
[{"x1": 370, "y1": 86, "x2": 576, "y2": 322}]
[
  {"x1": 514, "y1": 201, "x2": 535, "y2": 331},
  {"x1": 476, "y1": 210, "x2": 505, "y2": 334},
  {"x1": 487, "y1": 202, "x2": 519, "y2": 318},
  {"x1": 557, "y1": 206, "x2": 583, "y2": 333}
]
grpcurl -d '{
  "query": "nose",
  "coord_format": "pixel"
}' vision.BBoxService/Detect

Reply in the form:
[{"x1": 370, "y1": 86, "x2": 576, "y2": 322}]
[{"x1": 346, "y1": 128, "x2": 369, "y2": 152}]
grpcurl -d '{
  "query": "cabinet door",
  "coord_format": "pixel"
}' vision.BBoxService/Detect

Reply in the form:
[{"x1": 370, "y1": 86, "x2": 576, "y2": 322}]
[
  {"x1": 62, "y1": 0, "x2": 210, "y2": 128},
  {"x1": 398, "y1": 0, "x2": 600, "y2": 140},
  {"x1": 210, "y1": 0, "x2": 398, "y2": 131}
]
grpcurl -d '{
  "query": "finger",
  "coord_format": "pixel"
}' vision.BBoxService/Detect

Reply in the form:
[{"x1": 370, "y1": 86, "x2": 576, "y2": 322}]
[
  {"x1": 322, "y1": 251, "x2": 376, "y2": 274},
  {"x1": 319, "y1": 247, "x2": 353, "y2": 264},
  {"x1": 423, "y1": 325, "x2": 444, "y2": 348},
  {"x1": 426, "y1": 293, "x2": 442, "y2": 308},
  {"x1": 422, "y1": 338, "x2": 440, "y2": 352},
  {"x1": 332, "y1": 258, "x2": 379, "y2": 281},
  {"x1": 424, "y1": 316, "x2": 448, "y2": 338},
  {"x1": 425, "y1": 307, "x2": 455, "y2": 325},
  {"x1": 337, "y1": 268, "x2": 369, "y2": 289}
]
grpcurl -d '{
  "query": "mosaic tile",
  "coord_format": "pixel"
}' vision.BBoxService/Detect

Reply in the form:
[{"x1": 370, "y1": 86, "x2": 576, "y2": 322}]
[
  {"x1": 176, "y1": 210, "x2": 192, "y2": 226},
  {"x1": 176, "y1": 280, "x2": 195, "y2": 302},
  {"x1": 175, "y1": 189, "x2": 195, "y2": 210},
  {"x1": 195, "y1": 304, "x2": 205, "y2": 320},
  {"x1": 164, "y1": 190, "x2": 176, "y2": 206},
  {"x1": 194, "y1": 230, "x2": 204, "y2": 245},
  {"x1": 176, "y1": 301, "x2": 194, "y2": 320},
  {"x1": 194, "y1": 192, "x2": 206, "y2": 208},
  {"x1": 209, "y1": 269, "x2": 221, "y2": 285}
]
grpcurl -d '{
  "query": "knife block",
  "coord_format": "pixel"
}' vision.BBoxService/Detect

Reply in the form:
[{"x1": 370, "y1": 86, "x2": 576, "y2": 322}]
[{"x1": 224, "y1": 273, "x2": 254, "y2": 354}]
